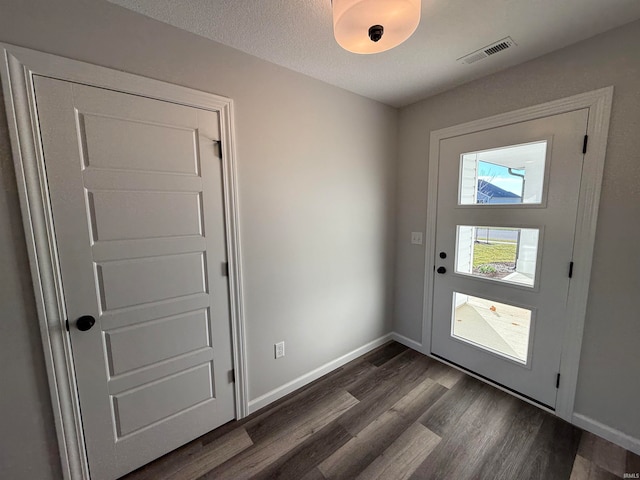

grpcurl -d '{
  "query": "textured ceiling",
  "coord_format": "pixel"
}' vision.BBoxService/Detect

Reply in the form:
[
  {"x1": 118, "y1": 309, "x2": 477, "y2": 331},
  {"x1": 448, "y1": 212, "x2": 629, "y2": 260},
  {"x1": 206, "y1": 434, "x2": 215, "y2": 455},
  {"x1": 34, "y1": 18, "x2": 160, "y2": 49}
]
[{"x1": 107, "y1": 0, "x2": 640, "y2": 107}]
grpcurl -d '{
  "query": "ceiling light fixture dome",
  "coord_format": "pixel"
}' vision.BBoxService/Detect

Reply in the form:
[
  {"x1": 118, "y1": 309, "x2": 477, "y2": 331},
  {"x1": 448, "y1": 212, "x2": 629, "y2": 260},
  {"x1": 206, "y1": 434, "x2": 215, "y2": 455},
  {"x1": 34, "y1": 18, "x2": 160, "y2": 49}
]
[{"x1": 332, "y1": 0, "x2": 421, "y2": 54}]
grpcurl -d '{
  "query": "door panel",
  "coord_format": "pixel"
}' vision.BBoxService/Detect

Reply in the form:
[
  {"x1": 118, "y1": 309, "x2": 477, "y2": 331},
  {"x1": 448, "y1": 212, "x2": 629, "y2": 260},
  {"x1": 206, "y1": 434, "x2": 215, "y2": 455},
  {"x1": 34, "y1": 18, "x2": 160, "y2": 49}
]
[
  {"x1": 112, "y1": 363, "x2": 213, "y2": 438},
  {"x1": 81, "y1": 114, "x2": 200, "y2": 174},
  {"x1": 431, "y1": 110, "x2": 588, "y2": 408},
  {"x1": 105, "y1": 310, "x2": 210, "y2": 376},
  {"x1": 89, "y1": 190, "x2": 204, "y2": 240},
  {"x1": 34, "y1": 76, "x2": 235, "y2": 480},
  {"x1": 97, "y1": 253, "x2": 207, "y2": 310}
]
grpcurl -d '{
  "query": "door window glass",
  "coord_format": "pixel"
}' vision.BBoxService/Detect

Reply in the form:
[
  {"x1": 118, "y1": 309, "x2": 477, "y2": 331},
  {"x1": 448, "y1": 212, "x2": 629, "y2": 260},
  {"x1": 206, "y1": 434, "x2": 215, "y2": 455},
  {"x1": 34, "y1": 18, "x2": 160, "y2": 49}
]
[
  {"x1": 452, "y1": 292, "x2": 532, "y2": 364},
  {"x1": 455, "y1": 226, "x2": 539, "y2": 287},
  {"x1": 459, "y1": 141, "x2": 547, "y2": 205}
]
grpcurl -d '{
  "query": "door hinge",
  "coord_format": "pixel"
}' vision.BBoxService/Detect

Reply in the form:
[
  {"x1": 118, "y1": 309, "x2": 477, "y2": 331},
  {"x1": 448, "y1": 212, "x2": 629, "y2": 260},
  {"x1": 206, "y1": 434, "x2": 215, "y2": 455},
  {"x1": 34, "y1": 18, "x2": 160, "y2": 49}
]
[
  {"x1": 568, "y1": 261, "x2": 574, "y2": 278},
  {"x1": 65, "y1": 319, "x2": 70, "y2": 331},
  {"x1": 582, "y1": 135, "x2": 589, "y2": 154},
  {"x1": 229, "y1": 369, "x2": 235, "y2": 383},
  {"x1": 556, "y1": 373, "x2": 561, "y2": 389},
  {"x1": 222, "y1": 262, "x2": 229, "y2": 277}
]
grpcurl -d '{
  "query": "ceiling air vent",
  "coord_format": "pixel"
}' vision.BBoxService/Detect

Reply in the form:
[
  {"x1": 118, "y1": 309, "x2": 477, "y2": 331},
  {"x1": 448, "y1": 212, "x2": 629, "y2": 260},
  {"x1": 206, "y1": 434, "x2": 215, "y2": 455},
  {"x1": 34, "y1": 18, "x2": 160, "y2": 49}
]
[{"x1": 458, "y1": 37, "x2": 516, "y2": 65}]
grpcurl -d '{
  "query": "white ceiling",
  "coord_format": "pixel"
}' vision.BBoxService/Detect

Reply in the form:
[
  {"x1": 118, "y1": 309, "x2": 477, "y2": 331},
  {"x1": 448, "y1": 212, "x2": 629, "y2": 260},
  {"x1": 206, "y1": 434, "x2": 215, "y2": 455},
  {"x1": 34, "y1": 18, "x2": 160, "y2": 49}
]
[{"x1": 107, "y1": 0, "x2": 640, "y2": 107}]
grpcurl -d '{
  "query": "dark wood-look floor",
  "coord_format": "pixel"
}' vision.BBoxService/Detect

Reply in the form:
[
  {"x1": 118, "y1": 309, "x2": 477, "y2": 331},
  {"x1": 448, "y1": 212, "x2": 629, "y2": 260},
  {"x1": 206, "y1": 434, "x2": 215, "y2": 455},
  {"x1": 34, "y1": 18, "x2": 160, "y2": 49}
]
[{"x1": 122, "y1": 342, "x2": 639, "y2": 480}]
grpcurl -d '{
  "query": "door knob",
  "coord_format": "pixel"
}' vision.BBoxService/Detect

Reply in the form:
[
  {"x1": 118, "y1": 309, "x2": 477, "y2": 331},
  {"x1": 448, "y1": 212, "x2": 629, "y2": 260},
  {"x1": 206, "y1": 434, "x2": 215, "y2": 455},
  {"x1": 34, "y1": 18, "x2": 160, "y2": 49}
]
[
  {"x1": 76, "y1": 315, "x2": 96, "y2": 331},
  {"x1": 437, "y1": 266, "x2": 446, "y2": 274}
]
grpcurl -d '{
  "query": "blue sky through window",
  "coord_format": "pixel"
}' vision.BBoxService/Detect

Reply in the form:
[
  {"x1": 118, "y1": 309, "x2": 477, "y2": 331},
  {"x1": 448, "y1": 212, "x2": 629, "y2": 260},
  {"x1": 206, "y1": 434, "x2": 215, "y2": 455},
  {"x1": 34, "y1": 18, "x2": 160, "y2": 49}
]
[{"x1": 478, "y1": 161, "x2": 525, "y2": 195}]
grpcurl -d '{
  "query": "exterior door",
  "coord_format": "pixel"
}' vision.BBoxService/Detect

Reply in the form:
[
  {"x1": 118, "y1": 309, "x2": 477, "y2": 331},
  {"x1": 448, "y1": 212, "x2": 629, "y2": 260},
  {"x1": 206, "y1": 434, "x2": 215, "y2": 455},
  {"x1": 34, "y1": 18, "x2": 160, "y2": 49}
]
[
  {"x1": 34, "y1": 76, "x2": 235, "y2": 479},
  {"x1": 431, "y1": 109, "x2": 588, "y2": 408}
]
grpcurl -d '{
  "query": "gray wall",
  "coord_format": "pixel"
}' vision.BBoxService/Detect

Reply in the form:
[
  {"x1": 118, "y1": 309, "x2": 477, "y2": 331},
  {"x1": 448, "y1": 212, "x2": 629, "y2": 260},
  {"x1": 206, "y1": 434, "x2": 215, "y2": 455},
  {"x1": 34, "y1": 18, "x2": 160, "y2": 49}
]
[
  {"x1": 0, "y1": 89, "x2": 63, "y2": 480},
  {"x1": 0, "y1": 1, "x2": 397, "y2": 478},
  {"x1": 394, "y1": 20, "x2": 640, "y2": 439}
]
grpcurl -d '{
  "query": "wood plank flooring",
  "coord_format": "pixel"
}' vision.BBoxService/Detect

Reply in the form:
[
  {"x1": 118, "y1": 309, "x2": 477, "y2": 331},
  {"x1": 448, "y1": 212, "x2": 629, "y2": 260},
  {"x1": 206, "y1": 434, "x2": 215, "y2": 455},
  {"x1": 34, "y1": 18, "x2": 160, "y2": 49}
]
[{"x1": 121, "y1": 342, "x2": 640, "y2": 480}]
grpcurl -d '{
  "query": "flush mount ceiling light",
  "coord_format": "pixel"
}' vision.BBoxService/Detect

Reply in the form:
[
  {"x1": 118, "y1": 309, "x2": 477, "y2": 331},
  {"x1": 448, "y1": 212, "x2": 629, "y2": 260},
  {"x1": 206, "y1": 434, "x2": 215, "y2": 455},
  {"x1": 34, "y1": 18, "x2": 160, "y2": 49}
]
[{"x1": 332, "y1": 0, "x2": 421, "y2": 54}]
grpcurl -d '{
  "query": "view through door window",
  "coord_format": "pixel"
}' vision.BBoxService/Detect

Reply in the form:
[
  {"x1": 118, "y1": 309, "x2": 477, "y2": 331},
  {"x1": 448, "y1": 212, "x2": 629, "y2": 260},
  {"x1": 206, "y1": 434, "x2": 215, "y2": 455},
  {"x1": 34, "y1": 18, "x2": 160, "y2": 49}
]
[
  {"x1": 452, "y1": 292, "x2": 532, "y2": 364},
  {"x1": 459, "y1": 140, "x2": 547, "y2": 205},
  {"x1": 455, "y1": 226, "x2": 539, "y2": 287}
]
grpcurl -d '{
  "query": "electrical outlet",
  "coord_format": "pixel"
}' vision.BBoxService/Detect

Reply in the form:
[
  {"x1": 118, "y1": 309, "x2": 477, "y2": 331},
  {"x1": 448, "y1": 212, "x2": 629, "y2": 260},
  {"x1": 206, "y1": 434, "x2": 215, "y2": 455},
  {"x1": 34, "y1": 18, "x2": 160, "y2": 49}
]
[
  {"x1": 275, "y1": 341, "x2": 285, "y2": 359},
  {"x1": 411, "y1": 232, "x2": 423, "y2": 245}
]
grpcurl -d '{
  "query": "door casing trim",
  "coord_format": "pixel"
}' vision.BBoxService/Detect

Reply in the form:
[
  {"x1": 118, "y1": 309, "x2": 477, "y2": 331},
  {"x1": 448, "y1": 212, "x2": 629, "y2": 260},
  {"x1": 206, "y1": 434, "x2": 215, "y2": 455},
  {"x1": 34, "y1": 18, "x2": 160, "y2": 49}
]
[
  {"x1": 0, "y1": 43, "x2": 249, "y2": 480},
  {"x1": 421, "y1": 87, "x2": 613, "y2": 422}
]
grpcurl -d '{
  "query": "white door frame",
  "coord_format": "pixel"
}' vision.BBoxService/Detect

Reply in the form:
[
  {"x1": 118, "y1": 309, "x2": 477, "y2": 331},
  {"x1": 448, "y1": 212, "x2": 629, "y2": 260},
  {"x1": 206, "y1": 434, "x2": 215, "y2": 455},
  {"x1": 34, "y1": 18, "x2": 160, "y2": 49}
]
[
  {"x1": 422, "y1": 88, "x2": 613, "y2": 421},
  {"x1": 0, "y1": 44, "x2": 249, "y2": 480}
]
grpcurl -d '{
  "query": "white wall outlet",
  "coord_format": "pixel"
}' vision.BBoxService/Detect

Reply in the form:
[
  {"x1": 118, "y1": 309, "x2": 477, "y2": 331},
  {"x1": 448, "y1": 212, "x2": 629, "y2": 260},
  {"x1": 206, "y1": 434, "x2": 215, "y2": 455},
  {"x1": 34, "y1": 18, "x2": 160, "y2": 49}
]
[
  {"x1": 411, "y1": 232, "x2": 423, "y2": 245},
  {"x1": 275, "y1": 341, "x2": 285, "y2": 359}
]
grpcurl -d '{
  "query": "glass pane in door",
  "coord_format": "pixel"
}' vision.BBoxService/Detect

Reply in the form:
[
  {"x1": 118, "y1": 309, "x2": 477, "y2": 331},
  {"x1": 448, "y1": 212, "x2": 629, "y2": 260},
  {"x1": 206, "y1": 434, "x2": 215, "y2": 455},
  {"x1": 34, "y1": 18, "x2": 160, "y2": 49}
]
[
  {"x1": 455, "y1": 226, "x2": 539, "y2": 287},
  {"x1": 452, "y1": 292, "x2": 532, "y2": 364},
  {"x1": 459, "y1": 140, "x2": 547, "y2": 205}
]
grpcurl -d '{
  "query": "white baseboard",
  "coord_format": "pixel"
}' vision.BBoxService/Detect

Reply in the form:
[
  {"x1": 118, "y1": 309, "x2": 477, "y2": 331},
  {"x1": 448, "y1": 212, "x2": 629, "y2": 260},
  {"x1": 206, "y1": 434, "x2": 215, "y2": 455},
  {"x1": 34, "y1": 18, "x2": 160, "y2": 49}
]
[
  {"x1": 572, "y1": 413, "x2": 640, "y2": 456},
  {"x1": 390, "y1": 332, "x2": 423, "y2": 351},
  {"x1": 247, "y1": 333, "x2": 393, "y2": 414}
]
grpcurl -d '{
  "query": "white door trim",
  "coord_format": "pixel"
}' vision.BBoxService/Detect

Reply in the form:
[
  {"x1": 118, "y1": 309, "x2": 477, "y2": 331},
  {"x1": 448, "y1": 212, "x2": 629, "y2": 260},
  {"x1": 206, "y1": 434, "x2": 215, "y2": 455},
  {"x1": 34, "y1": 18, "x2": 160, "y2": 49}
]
[
  {"x1": 0, "y1": 43, "x2": 249, "y2": 480},
  {"x1": 422, "y1": 87, "x2": 613, "y2": 422}
]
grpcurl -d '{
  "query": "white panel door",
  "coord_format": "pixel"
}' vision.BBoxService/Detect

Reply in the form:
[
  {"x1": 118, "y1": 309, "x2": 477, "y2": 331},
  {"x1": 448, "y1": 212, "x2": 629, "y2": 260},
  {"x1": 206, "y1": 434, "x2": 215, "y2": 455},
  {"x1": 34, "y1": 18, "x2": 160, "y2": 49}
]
[
  {"x1": 33, "y1": 76, "x2": 235, "y2": 480},
  {"x1": 431, "y1": 109, "x2": 588, "y2": 408}
]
